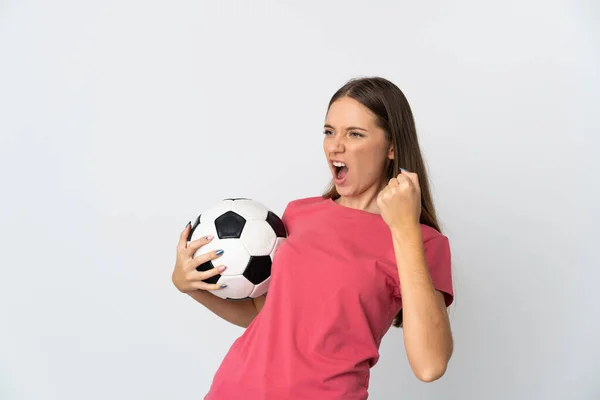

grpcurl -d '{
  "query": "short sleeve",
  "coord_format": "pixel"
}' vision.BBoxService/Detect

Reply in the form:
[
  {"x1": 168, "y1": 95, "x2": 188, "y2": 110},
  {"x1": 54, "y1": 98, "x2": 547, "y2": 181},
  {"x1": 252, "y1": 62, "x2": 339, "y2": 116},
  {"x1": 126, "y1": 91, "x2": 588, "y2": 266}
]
[{"x1": 424, "y1": 235, "x2": 454, "y2": 307}]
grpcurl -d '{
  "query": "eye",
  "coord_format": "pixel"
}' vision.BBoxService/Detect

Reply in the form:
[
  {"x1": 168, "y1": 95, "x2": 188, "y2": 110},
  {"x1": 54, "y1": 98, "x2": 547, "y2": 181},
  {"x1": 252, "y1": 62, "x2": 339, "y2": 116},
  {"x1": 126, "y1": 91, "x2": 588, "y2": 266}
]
[
  {"x1": 323, "y1": 129, "x2": 333, "y2": 135},
  {"x1": 350, "y1": 132, "x2": 363, "y2": 138}
]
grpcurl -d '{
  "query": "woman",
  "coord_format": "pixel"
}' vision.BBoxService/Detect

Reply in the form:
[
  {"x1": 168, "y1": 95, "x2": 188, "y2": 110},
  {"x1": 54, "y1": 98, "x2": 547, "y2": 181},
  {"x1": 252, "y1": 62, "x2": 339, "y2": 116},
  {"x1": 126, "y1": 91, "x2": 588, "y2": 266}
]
[{"x1": 172, "y1": 76, "x2": 454, "y2": 399}]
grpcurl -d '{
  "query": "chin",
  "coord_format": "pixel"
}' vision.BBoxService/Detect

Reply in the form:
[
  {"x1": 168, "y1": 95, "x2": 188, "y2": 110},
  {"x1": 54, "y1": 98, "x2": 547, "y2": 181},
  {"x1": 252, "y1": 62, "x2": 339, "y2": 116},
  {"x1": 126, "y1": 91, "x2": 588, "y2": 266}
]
[{"x1": 334, "y1": 185, "x2": 352, "y2": 197}]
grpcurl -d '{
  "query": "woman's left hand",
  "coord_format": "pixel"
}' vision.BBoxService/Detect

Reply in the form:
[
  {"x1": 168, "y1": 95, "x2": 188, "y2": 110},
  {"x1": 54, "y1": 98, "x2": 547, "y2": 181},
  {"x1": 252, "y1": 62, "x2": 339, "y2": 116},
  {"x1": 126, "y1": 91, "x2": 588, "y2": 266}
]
[{"x1": 377, "y1": 169, "x2": 422, "y2": 229}]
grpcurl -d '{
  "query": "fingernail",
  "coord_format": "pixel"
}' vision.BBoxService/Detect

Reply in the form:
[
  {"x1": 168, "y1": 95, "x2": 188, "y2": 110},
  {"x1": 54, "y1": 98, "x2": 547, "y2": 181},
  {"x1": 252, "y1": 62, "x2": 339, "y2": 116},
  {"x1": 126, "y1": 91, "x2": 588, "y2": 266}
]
[
  {"x1": 206, "y1": 235, "x2": 214, "y2": 241},
  {"x1": 215, "y1": 249, "x2": 224, "y2": 256},
  {"x1": 184, "y1": 221, "x2": 191, "y2": 229},
  {"x1": 220, "y1": 284, "x2": 228, "y2": 289},
  {"x1": 218, "y1": 266, "x2": 227, "y2": 272}
]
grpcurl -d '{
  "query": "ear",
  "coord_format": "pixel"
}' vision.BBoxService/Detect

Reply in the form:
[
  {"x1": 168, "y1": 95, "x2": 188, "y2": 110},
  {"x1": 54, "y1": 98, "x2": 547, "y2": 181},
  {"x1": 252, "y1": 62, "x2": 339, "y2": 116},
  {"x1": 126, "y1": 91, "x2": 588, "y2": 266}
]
[{"x1": 387, "y1": 143, "x2": 394, "y2": 160}]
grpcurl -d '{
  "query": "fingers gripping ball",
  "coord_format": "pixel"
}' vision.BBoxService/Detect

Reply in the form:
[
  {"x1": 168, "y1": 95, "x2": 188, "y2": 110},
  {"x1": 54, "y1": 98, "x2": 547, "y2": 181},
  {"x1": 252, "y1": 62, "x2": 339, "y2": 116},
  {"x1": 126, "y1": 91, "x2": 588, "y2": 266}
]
[{"x1": 188, "y1": 198, "x2": 287, "y2": 300}]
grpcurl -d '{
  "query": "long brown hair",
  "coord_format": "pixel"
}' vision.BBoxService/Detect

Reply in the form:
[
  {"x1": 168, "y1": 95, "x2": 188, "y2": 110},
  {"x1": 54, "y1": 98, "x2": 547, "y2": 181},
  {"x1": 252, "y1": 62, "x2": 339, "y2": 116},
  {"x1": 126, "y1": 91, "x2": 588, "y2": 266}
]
[{"x1": 322, "y1": 76, "x2": 442, "y2": 328}]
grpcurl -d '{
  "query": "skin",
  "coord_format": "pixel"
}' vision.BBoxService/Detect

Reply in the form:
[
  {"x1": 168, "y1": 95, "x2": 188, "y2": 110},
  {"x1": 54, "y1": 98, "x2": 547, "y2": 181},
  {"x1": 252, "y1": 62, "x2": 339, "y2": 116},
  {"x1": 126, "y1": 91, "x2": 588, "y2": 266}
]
[{"x1": 324, "y1": 96, "x2": 453, "y2": 382}]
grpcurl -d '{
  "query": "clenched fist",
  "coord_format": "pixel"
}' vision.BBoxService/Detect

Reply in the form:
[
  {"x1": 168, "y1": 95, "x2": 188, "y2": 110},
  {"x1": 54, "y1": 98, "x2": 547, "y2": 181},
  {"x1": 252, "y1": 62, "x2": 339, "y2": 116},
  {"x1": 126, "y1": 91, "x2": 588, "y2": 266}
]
[{"x1": 376, "y1": 169, "x2": 422, "y2": 229}]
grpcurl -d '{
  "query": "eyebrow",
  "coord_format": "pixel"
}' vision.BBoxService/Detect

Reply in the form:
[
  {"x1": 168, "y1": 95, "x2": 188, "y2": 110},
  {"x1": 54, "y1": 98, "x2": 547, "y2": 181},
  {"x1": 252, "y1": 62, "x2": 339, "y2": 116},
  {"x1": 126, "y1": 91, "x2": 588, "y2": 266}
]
[{"x1": 324, "y1": 124, "x2": 368, "y2": 132}]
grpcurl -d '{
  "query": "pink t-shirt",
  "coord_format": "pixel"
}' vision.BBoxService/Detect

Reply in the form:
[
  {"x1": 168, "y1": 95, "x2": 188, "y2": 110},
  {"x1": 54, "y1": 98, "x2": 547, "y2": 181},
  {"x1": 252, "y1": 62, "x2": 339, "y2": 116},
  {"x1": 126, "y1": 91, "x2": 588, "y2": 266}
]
[{"x1": 204, "y1": 196, "x2": 454, "y2": 399}]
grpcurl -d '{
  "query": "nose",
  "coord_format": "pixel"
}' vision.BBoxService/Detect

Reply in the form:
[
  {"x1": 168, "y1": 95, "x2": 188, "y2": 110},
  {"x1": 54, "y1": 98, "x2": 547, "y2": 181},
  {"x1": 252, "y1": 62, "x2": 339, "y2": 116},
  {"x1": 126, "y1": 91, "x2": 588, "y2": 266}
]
[{"x1": 326, "y1": 133, "x2": 344, "y2": 153}]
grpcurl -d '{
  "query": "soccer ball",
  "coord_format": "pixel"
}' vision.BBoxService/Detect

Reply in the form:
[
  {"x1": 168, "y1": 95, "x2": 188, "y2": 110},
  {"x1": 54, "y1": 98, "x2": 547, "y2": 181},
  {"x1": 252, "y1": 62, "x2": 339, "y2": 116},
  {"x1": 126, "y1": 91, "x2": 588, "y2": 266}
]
[{"x1": 187, "y1": 198, "x2": 287, "y2": 300}]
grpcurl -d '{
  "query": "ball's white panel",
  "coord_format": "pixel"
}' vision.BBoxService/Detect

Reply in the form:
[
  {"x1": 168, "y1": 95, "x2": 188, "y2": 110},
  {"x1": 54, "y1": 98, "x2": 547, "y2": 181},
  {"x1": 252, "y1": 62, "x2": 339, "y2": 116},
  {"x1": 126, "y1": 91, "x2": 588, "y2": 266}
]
[
  {"x1": 189, "y1": 222, "x2": 218, "y2": 243},
  {"x1": 212, "y1": 274, "x2": 255, "y2": 300},
  {"x1": 193, "y1": 237, "x2": 251, "y2": 275},
  {"x1": 270, "y1": 237, "x2": 286, "y2": 262},
  {"x1": 231, "y1": 199, "x2": 269, "y2": 221},
  {"x1": 249, "y1": 276, "x2": 270, "y2": 298},
  {"x1": 199, "y1": 200, "x2": 234, "y2": 231},
  {"x1": 240, "y1": 220, "x2": 276, "y2": 256}
]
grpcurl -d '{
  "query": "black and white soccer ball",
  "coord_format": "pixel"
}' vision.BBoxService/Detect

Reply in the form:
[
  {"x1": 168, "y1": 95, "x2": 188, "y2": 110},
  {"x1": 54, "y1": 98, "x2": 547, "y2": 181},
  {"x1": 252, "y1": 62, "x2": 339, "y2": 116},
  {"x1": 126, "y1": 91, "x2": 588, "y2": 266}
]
[{"x1": 187, "y1": 198, "x2": 287, "y2": 300}]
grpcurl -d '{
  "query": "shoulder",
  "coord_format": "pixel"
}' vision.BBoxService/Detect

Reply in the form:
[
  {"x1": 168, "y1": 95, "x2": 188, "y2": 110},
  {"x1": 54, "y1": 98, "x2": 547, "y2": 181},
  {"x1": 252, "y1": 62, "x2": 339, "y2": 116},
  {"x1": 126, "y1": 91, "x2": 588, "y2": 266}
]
[
  {"x1": 420, "y1": 224, "x2": 447, "y2": 243},
  {"x1": 283, "y1": 196, "x2": 327, "y2": 214},
  {"x1": 280, "y1": 196, "x2": 328, "y2": 227}
]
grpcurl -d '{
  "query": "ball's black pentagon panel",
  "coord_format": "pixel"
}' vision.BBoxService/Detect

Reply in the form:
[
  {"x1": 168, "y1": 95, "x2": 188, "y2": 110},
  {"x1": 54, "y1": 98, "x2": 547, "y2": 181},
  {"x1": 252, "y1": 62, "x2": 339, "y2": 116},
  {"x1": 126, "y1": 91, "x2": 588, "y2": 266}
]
[
  {"x1": 215, "y1": 211, "x2": 246, "y2": 239},
  {"x1": 226, "y1": 296, "x2": 251, "y2": 301},
  {"x1": 196, "y1": 260, "x2": 220, "y2": 284},
  {"x1": 266, "y1": 211, "x2": 287, "y2": 238},
  {"x1": 243, "y1": 255, "x2": 272, "y2": 284},
  {"x1": 187, "y1": 214, "x2": 202, "y2": 242},
  {"x1": 200, "y1": 201, "x2": 234, "y2": 233}
]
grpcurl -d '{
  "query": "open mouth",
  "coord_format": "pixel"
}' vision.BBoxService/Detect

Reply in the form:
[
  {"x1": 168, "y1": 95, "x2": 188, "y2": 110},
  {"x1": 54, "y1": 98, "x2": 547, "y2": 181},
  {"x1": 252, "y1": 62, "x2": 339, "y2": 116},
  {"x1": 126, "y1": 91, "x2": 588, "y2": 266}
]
[{"x1": 332, "y1": 161, "x2": 348, "y2": 180}]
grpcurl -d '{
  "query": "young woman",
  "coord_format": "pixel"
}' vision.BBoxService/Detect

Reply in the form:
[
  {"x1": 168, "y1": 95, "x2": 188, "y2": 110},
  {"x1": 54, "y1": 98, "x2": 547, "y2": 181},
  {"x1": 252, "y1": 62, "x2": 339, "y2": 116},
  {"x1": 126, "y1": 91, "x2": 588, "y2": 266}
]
[{"x1": 172, "y1": 76, "x2": 455, "y2": 399}]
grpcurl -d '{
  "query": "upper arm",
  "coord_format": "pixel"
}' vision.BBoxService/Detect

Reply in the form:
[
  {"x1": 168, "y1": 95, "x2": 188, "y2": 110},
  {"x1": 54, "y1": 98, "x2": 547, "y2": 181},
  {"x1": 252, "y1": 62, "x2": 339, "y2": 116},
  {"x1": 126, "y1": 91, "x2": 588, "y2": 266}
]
[{"x1": 252, "y1": 293, "x2": 267, "y2": 313}]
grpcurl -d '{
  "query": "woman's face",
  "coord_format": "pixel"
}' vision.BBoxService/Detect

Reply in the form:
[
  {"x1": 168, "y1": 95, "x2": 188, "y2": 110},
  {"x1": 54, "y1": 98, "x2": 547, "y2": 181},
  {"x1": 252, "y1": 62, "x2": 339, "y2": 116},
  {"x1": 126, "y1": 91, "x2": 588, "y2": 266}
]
[{"x1": 323, "y1": 96, "x2": 394, "y2": 198}]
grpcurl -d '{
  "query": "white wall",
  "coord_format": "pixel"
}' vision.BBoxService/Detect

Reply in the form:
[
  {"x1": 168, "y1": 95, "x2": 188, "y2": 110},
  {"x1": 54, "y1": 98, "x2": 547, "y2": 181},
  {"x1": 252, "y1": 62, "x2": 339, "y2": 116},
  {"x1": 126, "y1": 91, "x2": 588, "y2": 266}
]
[{"x1": 1, "y1": 0, "x2": 598, "y2": 399}]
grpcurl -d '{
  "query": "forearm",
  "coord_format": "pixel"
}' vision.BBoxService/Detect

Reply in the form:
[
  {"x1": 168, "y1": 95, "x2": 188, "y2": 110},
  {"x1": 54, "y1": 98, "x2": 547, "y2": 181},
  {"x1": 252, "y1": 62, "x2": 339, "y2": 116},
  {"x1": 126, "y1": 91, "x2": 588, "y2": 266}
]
[
  {"x1": 186, "y1": 290, "x2": 259, "y2": 328},
  {"x1": 391, "y1": 224, "x2": 453, "y2": 382}
]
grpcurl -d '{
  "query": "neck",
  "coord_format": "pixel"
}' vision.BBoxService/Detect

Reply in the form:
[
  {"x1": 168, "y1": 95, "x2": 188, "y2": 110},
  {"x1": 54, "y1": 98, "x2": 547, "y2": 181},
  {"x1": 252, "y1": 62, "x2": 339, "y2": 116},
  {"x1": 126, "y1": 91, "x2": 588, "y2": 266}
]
[{"x1": 336, "y1": 181, "x2": 387, "y2": 214}]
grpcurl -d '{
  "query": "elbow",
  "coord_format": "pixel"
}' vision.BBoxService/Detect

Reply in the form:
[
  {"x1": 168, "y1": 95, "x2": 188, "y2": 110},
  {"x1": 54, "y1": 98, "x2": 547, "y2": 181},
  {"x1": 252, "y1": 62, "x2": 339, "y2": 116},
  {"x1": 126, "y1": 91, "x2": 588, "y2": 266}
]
[
  {"x1": 414, "y1": 362, "x2": 448, "y2": 382},
  {"x1": 409, "y1": 335, "x2": 453, "y2": 382},
  {"x1": 411, "y1": 350, "x2": 452, "y2": 382}
]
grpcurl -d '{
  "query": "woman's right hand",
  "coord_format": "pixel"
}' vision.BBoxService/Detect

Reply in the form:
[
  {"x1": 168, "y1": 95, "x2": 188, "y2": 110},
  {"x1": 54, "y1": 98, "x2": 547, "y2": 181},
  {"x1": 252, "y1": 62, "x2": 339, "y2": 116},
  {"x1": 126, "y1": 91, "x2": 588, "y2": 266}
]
[{"x1": 172, "y1": 222, "x2": 227, "y2": 294}]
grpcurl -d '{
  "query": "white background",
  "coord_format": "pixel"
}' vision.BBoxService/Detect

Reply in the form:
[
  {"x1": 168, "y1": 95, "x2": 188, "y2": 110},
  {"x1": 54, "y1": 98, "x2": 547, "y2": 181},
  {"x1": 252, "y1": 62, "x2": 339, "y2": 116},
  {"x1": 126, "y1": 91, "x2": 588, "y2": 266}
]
[{"x1": 1, "y1": 0, "x2": 598, "y2": 399}]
